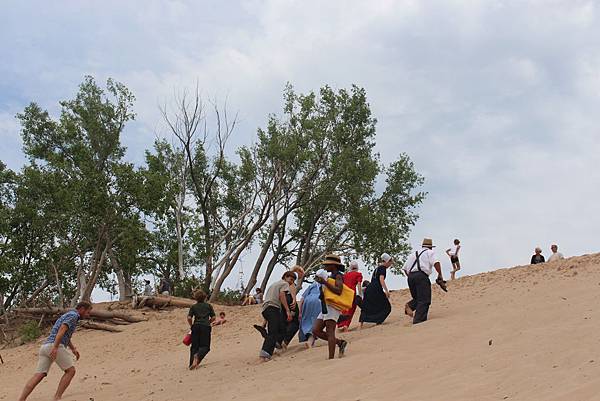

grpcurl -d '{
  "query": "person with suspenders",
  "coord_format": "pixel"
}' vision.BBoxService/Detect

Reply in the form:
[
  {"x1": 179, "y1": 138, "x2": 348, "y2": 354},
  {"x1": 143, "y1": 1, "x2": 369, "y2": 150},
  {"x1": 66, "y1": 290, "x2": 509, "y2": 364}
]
[{"x1": 402, "y1": 238, "x2": 444, "y2": 324}]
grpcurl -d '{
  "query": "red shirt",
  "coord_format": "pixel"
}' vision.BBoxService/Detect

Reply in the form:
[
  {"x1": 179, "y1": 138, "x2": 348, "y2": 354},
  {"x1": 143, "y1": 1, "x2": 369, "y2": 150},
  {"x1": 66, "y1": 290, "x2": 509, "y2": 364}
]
[{"x1": 343, "y1": 270, "x2": 363, "y2": 293}]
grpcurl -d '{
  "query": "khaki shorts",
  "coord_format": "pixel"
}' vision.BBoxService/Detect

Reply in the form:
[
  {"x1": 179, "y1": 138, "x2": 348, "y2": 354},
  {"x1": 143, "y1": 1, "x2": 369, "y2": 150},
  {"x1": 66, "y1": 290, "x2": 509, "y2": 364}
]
[{"x1": 36, "y1": 343, "x2": 75, "y2": 374}]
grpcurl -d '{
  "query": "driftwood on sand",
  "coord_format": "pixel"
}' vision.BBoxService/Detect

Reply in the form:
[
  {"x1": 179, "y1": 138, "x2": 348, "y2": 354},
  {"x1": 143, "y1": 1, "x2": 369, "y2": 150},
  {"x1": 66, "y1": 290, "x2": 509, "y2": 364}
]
[
  {"x1": 14, "y1": 307, "x2": 146, "y2": 323},
  {"x1": 13, "y1": 307, "x2": 146, "y2": 333},
  {"x1": 132, "y1": 295, "x2": 195, "y2": 309}
]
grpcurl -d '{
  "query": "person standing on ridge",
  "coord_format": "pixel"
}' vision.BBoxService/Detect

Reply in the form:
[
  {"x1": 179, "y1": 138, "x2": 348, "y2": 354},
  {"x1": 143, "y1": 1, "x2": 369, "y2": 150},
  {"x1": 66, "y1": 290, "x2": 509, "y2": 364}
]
[
  {"x1": 548, "y1": 244, "x2": 564, "y2": 262},
  {"x1": 18, "y1": 302, "x2": 93, "y2": 401},
  {"x1": 530, "y1": 247, "x2": 545, "y2": 264},
  {"x1": 446, "y1": 238, "x2": 462, "y2": 280},
  {"x1": 403, "y1": 238, "x2": 443, "y2": 324}
]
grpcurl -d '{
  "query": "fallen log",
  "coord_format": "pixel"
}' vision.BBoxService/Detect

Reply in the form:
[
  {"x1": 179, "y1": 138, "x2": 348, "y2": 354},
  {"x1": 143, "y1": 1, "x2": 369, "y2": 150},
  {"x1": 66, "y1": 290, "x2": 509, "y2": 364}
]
[
  {"x1": 13, "y1": 307, "x2": 146, "y2": 323},
  {"x1": 132, "y1": 295, "x2": 195, "y2": 309},
  {"x1": 80, "y1": 322, "x2": 122, "y2": 333}
]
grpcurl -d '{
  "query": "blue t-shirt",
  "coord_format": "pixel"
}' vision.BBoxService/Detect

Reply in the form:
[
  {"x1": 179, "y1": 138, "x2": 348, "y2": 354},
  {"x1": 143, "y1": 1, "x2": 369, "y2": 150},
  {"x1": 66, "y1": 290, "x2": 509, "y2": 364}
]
[{"x1": 45, "y1": 310, "x2": 80, "y2": 346}]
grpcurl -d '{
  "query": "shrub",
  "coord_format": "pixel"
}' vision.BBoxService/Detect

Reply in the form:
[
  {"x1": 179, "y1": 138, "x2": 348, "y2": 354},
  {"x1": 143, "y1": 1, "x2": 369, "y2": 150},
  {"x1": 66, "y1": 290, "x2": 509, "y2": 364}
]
[
  {"x1": 19, "y1": 321, "x2": 42, "y2": 343},
  {"x1": 212, "y1": 288, "x2": 243, "y2": 306}
]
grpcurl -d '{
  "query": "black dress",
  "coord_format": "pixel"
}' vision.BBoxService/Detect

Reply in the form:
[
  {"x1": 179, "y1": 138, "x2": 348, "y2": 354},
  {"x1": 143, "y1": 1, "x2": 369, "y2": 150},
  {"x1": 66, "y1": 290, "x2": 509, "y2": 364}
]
[{"x1": 359, "y1": 266, "x2": 391, "y2": 324}]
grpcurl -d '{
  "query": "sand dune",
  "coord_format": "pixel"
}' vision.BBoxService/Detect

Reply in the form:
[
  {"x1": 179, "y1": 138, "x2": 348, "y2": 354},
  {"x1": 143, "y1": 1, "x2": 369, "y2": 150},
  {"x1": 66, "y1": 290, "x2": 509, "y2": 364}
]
[{"x1": 2, "y1": 253, "x2": 600, "y2": 401}]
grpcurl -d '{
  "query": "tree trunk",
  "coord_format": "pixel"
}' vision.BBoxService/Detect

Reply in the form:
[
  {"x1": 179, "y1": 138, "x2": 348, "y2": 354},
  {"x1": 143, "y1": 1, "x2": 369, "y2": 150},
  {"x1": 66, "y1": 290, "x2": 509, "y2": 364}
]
[
  {"x1": 133, "y1": 295, "x2": 195, "y2": 309},
  {"x1": 15, "y1": 307, "x2": 146, "y2": 323},
  {"x1": 175, "y1": 186, "x2": 186, "y2": 280},
  {"x1": 51, "y1": 263, "x2": 64, "y2": 307},
  {"x1": 111, "y1": 250, "x2": 132, "y2": 302},
  {"x1": 80, "y1": 321, "x2": 122, "y2": 332},
  {"x1": 81, "y1": 233, "x2": 110, "y2": 303},
  {"x1": 23, "y1": 280, "x2": 49, "y2": 306},
  {"x1": 71, "y1": 253, "x2": 86, "y2": 307},
  {"x1": 260, "y1": 253, "x2": 281, "y2": 293}
]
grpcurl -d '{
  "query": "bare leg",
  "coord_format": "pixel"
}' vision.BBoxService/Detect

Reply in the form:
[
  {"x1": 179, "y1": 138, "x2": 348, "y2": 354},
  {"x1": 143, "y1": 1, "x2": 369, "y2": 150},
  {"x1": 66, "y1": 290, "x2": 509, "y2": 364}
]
[
  {"x1": 325, "y1": 320, "x2": 342, "y2": 359},
  {"x1": 18, "y1": 373, "x2": 46, "y2": 401},
  {"x1": 312, "y1": 319, "x2": 326, "y2": 341},
  {"x1": 53, "y1": 367, "x2": 76, "y2": 400}
]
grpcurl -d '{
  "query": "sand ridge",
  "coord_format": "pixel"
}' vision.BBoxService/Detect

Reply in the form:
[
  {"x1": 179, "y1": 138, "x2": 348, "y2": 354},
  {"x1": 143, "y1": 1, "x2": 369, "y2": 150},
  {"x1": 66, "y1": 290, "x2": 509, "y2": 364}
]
[{"x1": 2, "y1": 253, "x2": 600, "y2": 401}]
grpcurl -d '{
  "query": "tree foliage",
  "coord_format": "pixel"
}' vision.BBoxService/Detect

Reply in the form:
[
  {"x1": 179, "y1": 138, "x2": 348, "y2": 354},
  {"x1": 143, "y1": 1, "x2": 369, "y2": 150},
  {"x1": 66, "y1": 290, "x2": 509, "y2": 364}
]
[{"x1": 0, "y1": 77, "x2": 425, "y2": 310}]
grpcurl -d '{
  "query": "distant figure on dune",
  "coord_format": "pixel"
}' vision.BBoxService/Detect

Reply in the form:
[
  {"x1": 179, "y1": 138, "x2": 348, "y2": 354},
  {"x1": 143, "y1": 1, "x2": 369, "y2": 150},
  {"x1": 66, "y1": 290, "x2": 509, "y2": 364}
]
[
  {"x1": 18, "y1": 302, "x2": 93, "y2": 401},
  {"x1": 258, "y1": 271, "x2": 296, "y2": 362},
  {"x1": 446, "y1": 238, "x2": 462, "y2": 280},
  {"x1": 211, "y1": 312, "x2": 227, "y2": 326},
  {"x1": 143, "y1": 279, "x2": 153, "y2": 296},
  {"x1": 403, "y1": 238, "x2": 444, "y2": 324},
  {"x1": 337, "y1": 260, "x2": 363, "y2": 331},
  {"x1": 312, "y1": 254, "x2": 348, "y2": 359},
  {"x1": 187, "y1": 290, "x2": 216, "y2": 369},
  {"x1": 159, "y1": 277, "x2": 172, "y2": 296},
  {"x1": 359, "y1": 253, "x2": 394, "y2": 328},
  {"x1": 298, "y1": 280, "x2": 322, "y2": 347},
  {"x1": 530, "y1": 247, "x2": 545, "y2": 264},
  {"x1": 548, "y1": 244, "x2": 564, "y2": 262},
  {"x1": 241, "y1": 288, "x2": 263, "y2": 306}
]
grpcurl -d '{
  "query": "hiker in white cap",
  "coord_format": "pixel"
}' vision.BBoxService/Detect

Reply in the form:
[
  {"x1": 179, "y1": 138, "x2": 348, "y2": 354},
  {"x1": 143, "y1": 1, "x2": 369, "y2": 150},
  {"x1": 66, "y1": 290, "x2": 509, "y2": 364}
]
[
  {"x1": 402, "y1": 238, "x2": 443, "y2": 324},
  {"x1": 359, "y1": 253, "x2": 393, "y2": 328}
]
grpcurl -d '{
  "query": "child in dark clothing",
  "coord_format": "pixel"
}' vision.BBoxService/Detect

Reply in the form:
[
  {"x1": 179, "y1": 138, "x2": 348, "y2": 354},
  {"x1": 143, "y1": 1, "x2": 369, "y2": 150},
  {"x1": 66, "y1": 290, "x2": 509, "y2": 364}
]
[{"x1": 187, "y1": 290, "x2": 216, "y2": 369}]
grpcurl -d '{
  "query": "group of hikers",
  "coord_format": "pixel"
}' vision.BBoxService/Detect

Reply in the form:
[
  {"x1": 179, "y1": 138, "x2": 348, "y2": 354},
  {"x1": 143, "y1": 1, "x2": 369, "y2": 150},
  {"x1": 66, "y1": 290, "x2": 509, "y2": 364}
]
[
  {"x1": 530, "y1": 244, "x2": 565, "y2": 264},
  {"x1": 18, "y1": 236, "x2": 457, "y2": 400}
]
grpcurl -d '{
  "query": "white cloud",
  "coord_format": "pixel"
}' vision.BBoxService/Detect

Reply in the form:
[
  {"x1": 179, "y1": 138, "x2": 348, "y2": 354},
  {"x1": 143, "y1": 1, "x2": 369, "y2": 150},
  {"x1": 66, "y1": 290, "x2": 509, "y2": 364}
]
[{"x1": 1, "y1": 0, "x2": 600, "y2": 293}]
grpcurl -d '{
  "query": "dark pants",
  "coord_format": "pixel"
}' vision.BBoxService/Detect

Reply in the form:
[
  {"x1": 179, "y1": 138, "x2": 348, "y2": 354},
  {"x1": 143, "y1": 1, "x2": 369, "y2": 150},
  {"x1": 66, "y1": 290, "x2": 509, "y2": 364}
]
[
  {"x1": 189, "y1": 324, "x2": 211, "y2": 366},
  {"x1": 261, "y1": 306, "x2": 284, "y2": 357},
  {"x1": 282, "y1": 294, "x2": 299, "y2": 344},
  {"x1": 407, "y1": 271, "x2": 431, "y2": 324}
]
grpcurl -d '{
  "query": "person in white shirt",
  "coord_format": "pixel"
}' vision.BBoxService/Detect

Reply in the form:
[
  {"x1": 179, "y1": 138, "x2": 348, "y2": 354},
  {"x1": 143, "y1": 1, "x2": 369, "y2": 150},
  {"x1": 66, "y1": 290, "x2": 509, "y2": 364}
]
[
  {"x1": 548, "y1": 244, "x2": 565, "y2": 262},
  {"x1": 402, "y1": 238, "x2": 443, "y2": 324},
  {"x1": 446, "y1": 238, "x2": 462, "y2": 280}
]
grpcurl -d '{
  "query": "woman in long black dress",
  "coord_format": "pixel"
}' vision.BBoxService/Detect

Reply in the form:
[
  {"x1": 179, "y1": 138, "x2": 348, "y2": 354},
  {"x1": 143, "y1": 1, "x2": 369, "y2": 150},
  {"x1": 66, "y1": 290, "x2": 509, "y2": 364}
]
[{"x1": 359, "y1": 253, "x2": 394, "y2": 327}]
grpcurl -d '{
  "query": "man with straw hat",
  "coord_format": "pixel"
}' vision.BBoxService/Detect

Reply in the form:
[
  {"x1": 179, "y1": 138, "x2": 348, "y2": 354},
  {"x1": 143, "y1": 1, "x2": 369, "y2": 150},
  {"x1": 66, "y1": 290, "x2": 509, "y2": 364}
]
[{"x1": 402, "y1": 238, "x2": 444, "y2": 324}]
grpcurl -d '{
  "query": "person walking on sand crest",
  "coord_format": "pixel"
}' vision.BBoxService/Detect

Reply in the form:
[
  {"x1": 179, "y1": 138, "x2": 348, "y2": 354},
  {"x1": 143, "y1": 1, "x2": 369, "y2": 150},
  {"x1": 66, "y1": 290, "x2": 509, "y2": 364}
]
[
  {"x1": 530, "y1": 247, "x2": 545, "y2": 264},
  {"x1": 18, "y1": 301, "x2": 93, "y2": 401},
  {"x1": 446, "y1": 239, "x2": 462, "y2": 280},
  {"x1": 548, "y1": 244, "x2": 564, "y2": 262},
  {"x1": 403, "y1": 238, "x2": 444, "y2": 324}
]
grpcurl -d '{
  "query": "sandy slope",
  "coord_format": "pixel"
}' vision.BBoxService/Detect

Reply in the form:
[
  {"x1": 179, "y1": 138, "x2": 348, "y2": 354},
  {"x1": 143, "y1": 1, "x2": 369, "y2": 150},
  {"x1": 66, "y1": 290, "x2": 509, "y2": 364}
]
[{"x1": 3, "y1": 253, "x2": 600, "y2": 401}]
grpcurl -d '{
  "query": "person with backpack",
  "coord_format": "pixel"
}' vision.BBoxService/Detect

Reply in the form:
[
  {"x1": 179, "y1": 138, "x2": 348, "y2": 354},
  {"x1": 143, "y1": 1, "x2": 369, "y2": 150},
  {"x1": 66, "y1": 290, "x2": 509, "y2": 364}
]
[
  {"x1": 359, "y1": 253, "x2": 394, "y2": 328},
  {"x1": 402, "y1": 238, "x2": 444, "y2": 324}
]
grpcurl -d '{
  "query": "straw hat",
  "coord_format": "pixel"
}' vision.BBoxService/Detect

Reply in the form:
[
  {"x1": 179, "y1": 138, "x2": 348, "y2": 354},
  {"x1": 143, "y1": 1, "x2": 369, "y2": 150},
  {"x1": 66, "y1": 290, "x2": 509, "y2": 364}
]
[
  {"x1": 322, "y1": 254, "x2": 345, "y2": 272},
  {"x1": 422, "y1": 238, "x2": 435, "y2": 248}
]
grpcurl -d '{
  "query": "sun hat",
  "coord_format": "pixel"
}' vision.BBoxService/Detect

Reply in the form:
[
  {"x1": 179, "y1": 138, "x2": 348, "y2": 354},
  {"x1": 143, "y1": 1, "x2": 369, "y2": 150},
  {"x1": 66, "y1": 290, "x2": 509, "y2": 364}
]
[
  {"x1": 380, "y1": 253, "x2": 392, "y2": 263},
  {"x1": 422, "y1": 238, "x2": 435, "y2": 248},
  {"x1": 322, "y1": 254, "x2": 345, "y2": 272}
]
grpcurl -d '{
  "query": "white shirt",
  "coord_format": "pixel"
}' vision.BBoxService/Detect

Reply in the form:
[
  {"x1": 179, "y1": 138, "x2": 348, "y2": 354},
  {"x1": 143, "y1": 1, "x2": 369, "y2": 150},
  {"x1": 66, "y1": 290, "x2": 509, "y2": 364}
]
[
  {"x1": 548, "y1": 252, "x2": 564, "y2": 262},
  {"x1": 402, "y1": 247, "x2": 440, "y2": 276},
  {"x1": 447, "y1": 245, "x2": 459, "y2": 256}
]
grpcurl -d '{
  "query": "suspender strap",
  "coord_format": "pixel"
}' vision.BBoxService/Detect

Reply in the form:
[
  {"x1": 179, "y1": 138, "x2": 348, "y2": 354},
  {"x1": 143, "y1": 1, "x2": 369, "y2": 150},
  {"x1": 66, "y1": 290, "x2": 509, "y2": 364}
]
[{"x1": 409, "y1": 250, "x2": 428, "y2": 273}]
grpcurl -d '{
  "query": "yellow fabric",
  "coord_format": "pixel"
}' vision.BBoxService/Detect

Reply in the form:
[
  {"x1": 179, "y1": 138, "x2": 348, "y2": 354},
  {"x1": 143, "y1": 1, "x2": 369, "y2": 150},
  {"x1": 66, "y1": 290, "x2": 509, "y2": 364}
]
[{"x1": 323, "y1": 278, "x2": 354, "y2": 311}]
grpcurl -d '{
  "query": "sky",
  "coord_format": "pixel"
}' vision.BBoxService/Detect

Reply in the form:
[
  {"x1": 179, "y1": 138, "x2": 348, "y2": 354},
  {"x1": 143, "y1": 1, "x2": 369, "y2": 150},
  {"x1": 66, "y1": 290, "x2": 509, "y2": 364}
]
[{"x1": 1, "y1": 1, "x2": 600, "y2": 298}]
